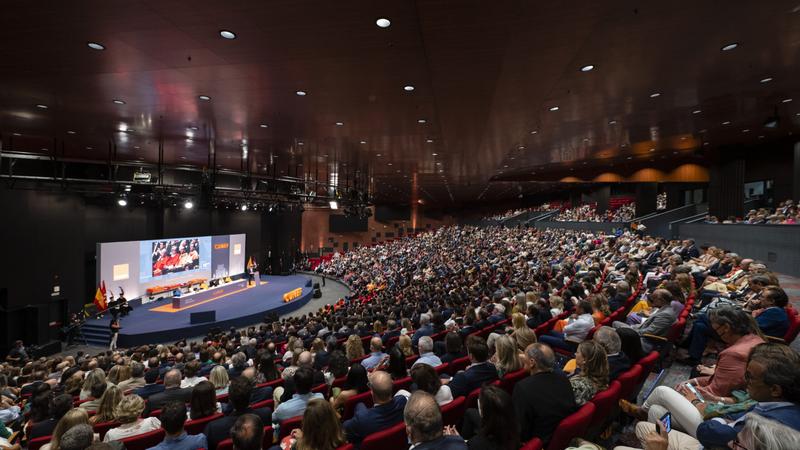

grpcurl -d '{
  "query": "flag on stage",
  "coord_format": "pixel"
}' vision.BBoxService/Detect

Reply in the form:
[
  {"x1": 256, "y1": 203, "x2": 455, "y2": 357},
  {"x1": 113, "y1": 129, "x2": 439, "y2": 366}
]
[
  {"x1": 93, "y1": 284, "x2": 107, "y2": 311},
  {"x1": 247, "y1": 256, "x2": 255, "y2": 269}
]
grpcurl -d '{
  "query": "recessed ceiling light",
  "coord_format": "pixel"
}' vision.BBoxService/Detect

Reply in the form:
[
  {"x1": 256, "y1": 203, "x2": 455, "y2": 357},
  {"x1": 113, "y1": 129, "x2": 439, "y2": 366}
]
[
  {"x1": 608, "y1": 120, "x2": 617, "y2": 125},
  {"x1": 190, "y1": 126, "x2": 199, "y2": 131},
  {"x1": 432, "y1": 153, "x2": 438, "y2": 156},
  {"x1": 376, "y1": 153, "x2": 382, "y2": 157},
  {"x1": 650, "y1": 92, "x2": 661, "y2": 98},
  {"x1": 219, "y1": 30, "x2": 236, "y2": 39},
  {"x1": 66, "y1": 130, "x2": 76, "y2": 135},
  {"x1": 296, "y1": 90, "x2": 307, "y2": 96},
  {"x1": 426, "y1": 139, "x2": 434, "y2": 143},
  {"x1": 112, "y1": 99, "x2": 125, "y2": 105},
  {"x1": 403, "y1": 85, "x2": 415, "y2": 92},
  {"x1": 134, "y1": 146, "x2": 140, "y2": 149},
  {"x1": 12, "y1": 132, "x2": 21, "y2": 136},
  {"x1": 376, "y1": 18, "x2": 391, "y2": 28},
  {"x1": 704, "y1": 142, "x2": 710, "y2": 146},
  {"x1": 530, "y1": 130, "x2": 538, "y2": 134},
  {"x1": 86, "y1": 146, "x2": 93, "y2": 150},
  {"x1": 580, "y1": 64, "x2": 595, "y2": 72},
  {"x1": 649, "y1": 148, "x2": 655, "y2": 152},
  {"x1": 699, "y1": 129, "x2": 708, "y2": 133},
  {"x1": 387, "y1": 162, "x2": 393, "y2": 166},
  {"x1": 297, "y1": 141, "x2": 304, "y2": 146},
  {"x1": 627, "y1": 156, "x2": 632, "y2": 160},
  {"x1": 503, "y1": 165, "x2": 509, "y2": 168},
  {"x1": 36, "y1": 104, "x2": 48, "y2": 109},
  {"x1": 198, "y1": 95, "x2": 211, "y2": 101},
  {"x1": 692, "y1": 109, "x2": 702, "y2": 114},
  {"x1": 673, "y1": 151, "x2": 679, "y2": 154},
  {"x1": 758, "y1": 135, "x2": 765, "y2": 139},
  {"x1": 782, "y1": 98, "x2": 793, "y2": 103},
  {"x1": 549, "y1": 106, "x2": 559, "y2": 112},
  {"x1": 722, "y1": 121, "x2": 731, "y2": 125},
  {"x1": 518, "y1": 145, "x2": 525, "y2": 150},
  {"x1": 417, "y1": 119, "x2": 427, "y2": 124},
  {"x1": 742, "y1": 129, "x2": 750, "y2": 133},
  {"x1": 721, "y1": 42, "x2": 739, "y2": 51},
  {"x1": 760, "y1": 77, "x2": 773, "y2": 83},
  {"x1": 436, "y1": 162, "x2": 442, "y2": 165},
  {"x1": 681, "y1": 136, "x2": 687, "y2": 140},
  {"x1": 359, "y1": 140, "x2": 367, "y2": 144},
  {"x1": 87, "y1": 42, "x2": 105, "y2": 50},
  {"x1": 335, "y1": 122, "x2": 344, "y2": 126},
  {"x1": 259, "y1": 124, "x2": 268, "y2": 128}
]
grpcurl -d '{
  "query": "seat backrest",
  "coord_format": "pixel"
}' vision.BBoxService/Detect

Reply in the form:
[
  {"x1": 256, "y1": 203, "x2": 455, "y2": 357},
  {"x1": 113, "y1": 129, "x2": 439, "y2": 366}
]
[
  {"x1": 28, "y1": 436, "x2": 51, "y2": 450},
  {"x1": 311, "y1": 383, "x2": 329, "y2": 397},
  {"x1": 405, "y1": 354, "x2": 420, "y2": 367},
  {"x1": 434, "y1": 363, "x2": 450, "y2": 376},
  {"x1": 93, "y1": 420, "x2": 122, "y2": 440},
  {"x1": 256, "y1": 377, "x2": 284, "y2": 391},
  {"x1": 342, "y1": 390, "x2": 374, "y2": 420},
  {"x1": 784, "y1": 307, "x2": 800, "y2": 343},
  {"x1": 497, "y1": 368, "x2": 528, "y2": 394},
  {"x1": 332, "y1": 375, "x2": 349, "y2": 389},
  {"x1": 447, "y1": 356, "x2": 471, "y2": 376},
  {"x1": 392, "y1": 376, "x2": 413, "y2": 393},
  {"x1": 587, "y1": 381, "x2": 621, "y2": 433},
  {"x1": 260, "y1": 426, "x2": 274, "y2": 449},
  {"x1": 616, "y1": 364, "x2": 643, "y2": 401},
  {"x1": 278, "y1": 415, "x2": 303, "y2": 441},
  {"x1": 336, "y1": 444, "x2": 355, "y2": 450},
  {"x1": 440, "y1": 396, "x2": 466, "y2": 427},
  {"x1": 546, "y1": 402, "x2": 595, "y2": 450},
  {"x1": 250, "y1": 399, "x2": 274, "y2": 410},
  {"x1": 217, "y1": 438, "x2": 234, "y2": 450},
  {"x1": 520, "y1": 437, "x2": 544, "y2": 450},
  {"x1": 185, "y1": 412, "x2": 225, "y2": 435},
  {"x1": 120, "y1": 428, "x2": 167, "y2": 450},
  {"x1": 465, "y1": 386, "x2": 481, "y2": 409},
  {"x1": 636, "y1": 351, "x2": 660, "y2": 384},
  {"x1": 360, "y1": 421, "x2": 408, "y2": 450}
]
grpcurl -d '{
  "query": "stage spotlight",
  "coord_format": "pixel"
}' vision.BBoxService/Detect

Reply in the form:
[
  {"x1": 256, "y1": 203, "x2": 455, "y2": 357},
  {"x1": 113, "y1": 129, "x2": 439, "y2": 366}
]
[
  {"x1": 268, "y1": 204, "x2": 274, "y2": 212},
  {"x1": 117, "y1": 198, "x2": 128, "y2": 207},
  {"x1": 240, "y1": 204, "x2": 248, "y2": 211},
  {"x1": 184, "y1": 200, "x2": 194, "y2": 209},
  {"x1": 329, "y1": 200, "x2": 338, "y2": 210}
]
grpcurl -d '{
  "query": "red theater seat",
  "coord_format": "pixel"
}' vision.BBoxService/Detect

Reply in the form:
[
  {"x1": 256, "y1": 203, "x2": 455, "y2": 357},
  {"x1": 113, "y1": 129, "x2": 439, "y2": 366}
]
[
  {"x1": 120, "y1": 429, "x2": 166, "y2": 450},
  {"x1": 497, "y1": 367, "x2": 528, "y2": 394},
  {"x1": 93, "y1": 420, "x2": 122, "y2": 440},
  {"x1": 185, "y1": 413, "x2": 224, "y2": 435},
  {"x1": 342, "y1": 390, "x2": 374, "y2": 420},
  {"x1": 28, "y1": 436, "x2": 51, "y2": 450},
  {"x1": 546, "y1": 402, "x2": 595, "y2": 450},
  {"x1": 447, "y1": 356, "x2": 470, "y2": 375},
  {"x1": 360, "y1": 421, "x2": 407, "y2": 450},
  {"x1": 440, "y1": 396, "x2": 466, "y2": 427},
  {"x1": 587, "y1": 381, "x2": 621, "y2": 438},
  {"x1": 520, "y1": 437, "x2": 543, "y2": 450},
  {"x1": 278, "y1": 416, "x2": 303, "y2": 441}
]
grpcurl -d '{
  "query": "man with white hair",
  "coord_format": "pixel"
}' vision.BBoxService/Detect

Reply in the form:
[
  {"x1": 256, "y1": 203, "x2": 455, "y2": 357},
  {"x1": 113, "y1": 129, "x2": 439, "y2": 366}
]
[
  {"x1": 412, "y1": 336, "x2": 442, "y2": 368},
  {"x1": 412, "y1": 313, "x2": 433, "y2": 347}
]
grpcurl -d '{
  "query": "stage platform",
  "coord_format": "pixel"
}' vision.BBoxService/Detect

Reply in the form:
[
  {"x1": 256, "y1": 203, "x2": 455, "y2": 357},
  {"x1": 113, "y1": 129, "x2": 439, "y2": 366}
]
[{"x1": 81, "y1": 274, "x2": 314, "y2": 347}]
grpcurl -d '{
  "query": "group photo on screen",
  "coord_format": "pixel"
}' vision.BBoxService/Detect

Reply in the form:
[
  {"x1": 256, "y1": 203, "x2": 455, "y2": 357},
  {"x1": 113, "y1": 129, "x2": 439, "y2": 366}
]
[{"x1": 151, "y1": 238, "x2": 200, "y2": 276}]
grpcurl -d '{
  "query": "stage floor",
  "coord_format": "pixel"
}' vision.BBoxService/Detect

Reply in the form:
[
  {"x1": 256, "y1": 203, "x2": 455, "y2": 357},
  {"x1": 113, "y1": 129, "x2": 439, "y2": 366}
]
[{"x1": 83, "y1": 274, "x2": 314, "y2": 347}]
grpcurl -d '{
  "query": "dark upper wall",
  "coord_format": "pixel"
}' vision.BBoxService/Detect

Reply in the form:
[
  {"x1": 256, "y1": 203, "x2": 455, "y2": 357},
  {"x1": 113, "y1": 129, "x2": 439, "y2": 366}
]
[{"x1": 0, "y1": 187, "x2": 300, "y2": 313}]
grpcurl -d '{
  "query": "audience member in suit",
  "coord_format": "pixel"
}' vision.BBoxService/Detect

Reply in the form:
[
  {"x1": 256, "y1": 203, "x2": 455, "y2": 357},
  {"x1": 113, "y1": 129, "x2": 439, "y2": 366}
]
[
  {"x1": 512, "y1": 343, "x2": 577, "y2": 444},
  {"x1": 227, "y1": 352, "x2": 248, "y2": 379},
  {"x1": 404, "y1": 391, "x2": 467, "y2": 450},
  {"x1": 311, "y1": 338, "x2": 331, "y2": 371},
  {"x1": 613, "y1": 289, "x2": 677, "y2": 353},
  {"x1": 439, "y1": 332, "x2": 467, "y2": 364},
  {"x1": 445, "y1": 335, "x2": 498, "y2": 398},
  {"x1": 144, "y1": 369, "x2": 192, "y2": 417},
  {"x1": 343, "y1": 370, "x2": 408, "y2": 447},
  {"x1": 279, "y1": 351, "x2": 325, "y2": 403},
  {"x1": 27, "y1": 393, "x2": 73, "y2": 440},
  {"x1": 381, "y1": 320, "x2": 401, "y2": 347},
  {"x1": 609, "y1": 281, "x2": 632, "y2": 311},
  {"x1": 594, "y1": 326, "x2": 632, "y2": 380},
  {"x1": 203, "y1": 376, "x2": 273, "y2": 450},
  {"x1": 134, "y1": 368, "x2": 166, "y2": 400},
  {"x1": 412, "y1": 313, "x2": 434, "y2": 348}
]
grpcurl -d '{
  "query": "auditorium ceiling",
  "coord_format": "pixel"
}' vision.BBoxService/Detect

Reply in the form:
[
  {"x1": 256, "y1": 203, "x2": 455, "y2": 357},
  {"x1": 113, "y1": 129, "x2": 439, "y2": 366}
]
[{"x1": 0, "y1": 0, "x2": 799, "y2": 207}]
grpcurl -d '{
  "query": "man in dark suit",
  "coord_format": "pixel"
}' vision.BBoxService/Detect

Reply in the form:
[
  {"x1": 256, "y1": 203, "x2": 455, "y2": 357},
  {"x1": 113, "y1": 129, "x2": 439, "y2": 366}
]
[
  {"x1": 381, "y1": 319, "x2": 401, "y2": 346},
  {"x1": 143, "y1": 369, "x2": 192, "y2": 416},
  {"x1": 204, "y1": 376, "x2": 273, "y2": 450},
  {"x1": 278, "y1": 351, "x2": 325, "y2": 403},
  {"x1": 343, "y1": 371, "x2": 407, "y2": 448},
  {"x1": 445, "y1": 335, "x2": 498, "y2": 398},
  {"x1": 513, "y1": 343, "x2": 577, "y2": 444},
  {"x1": 411, "y1": 313, "x2": 433, "y2": 348},
  {"x1": 133, "y1": 368, "x2": 165, "y2": 400},
  {"x1": 403, "y1": 391, "x2": 467, "y2": 450},
  {"x1": 594, "y1": 326, "x2": 632, "y2": 380},
  {"x1": 609, "y1": 280, "x2": 631, "y2": 311}
]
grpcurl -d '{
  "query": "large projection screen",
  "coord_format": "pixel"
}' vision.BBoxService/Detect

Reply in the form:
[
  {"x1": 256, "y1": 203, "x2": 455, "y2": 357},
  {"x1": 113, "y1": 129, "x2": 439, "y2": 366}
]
[{"x1": 97, "y1": 234, "x2": 246, "y2": 300}]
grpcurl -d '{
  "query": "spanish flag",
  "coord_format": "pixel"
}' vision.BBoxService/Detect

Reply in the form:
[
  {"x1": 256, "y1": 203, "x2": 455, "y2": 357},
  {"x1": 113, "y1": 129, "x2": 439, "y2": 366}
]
[
  {"x1": 247, "y1": 256, "x2": 255, "y2": 269},
  {"x1": 94, "y1": 283, "x2": 107, "y2": 311}
]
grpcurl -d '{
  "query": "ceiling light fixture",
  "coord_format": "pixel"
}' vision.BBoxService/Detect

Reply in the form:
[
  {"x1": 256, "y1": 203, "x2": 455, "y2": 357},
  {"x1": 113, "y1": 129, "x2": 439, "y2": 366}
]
[
  {"x1": 530, "y1": 130, "x2": 538, "y2": 134},
  {"x1": 260, "y1": 124, "x2": 268, "y2": 128},
  {"x1": 219, "y1": 30, "x2": 236, "y2": 39},
  {"x1": 117, "y1": 198, "x2": 128, "y2": 207},
  {"x1": 432, "y1": 153, "x2": 438, "y2": 156},
  {"x1": 87, "y1": 42, "x2": 105, "y2": 50},
  {"x1": 549, "y1": 106, "x2": 559, "y2": 111},
  {"x1": 417, "y1": 119, "x2": 427, "y2": 124},
  {"x1": 721, "y1": 42, "x2": 739, "y2": 51},
  {"x1": 296, "y1": 90, "x2": 307, "y2": 96},
  {"x1": 782, "y1": 98, "x2": 793, "y2": 103},
  {"x1": 608, "y1": 120, "x2": 617, "y2": 125},
  {"x1": 360, "y1": 140, "x2": 367, "y2": 144},
  {"x1": 580, "y1": 64, "x2": 595, "y2": 72},
  {"x1": 403, "y1": 85, "x2": 415, "y2": 92},
  {"x1": 742, "y1": 129, "x2": 750, "y2": 133},
  {"x1": 184, "y1": 200, "x2": 194, "y2": 209},
  {"x1": 650, "y1": 92, "x2": 661, "y2": 98},
  {"x1": 190, "y1": 126, "x2": 199, "y2": 131},
  {"x1": 376, "y1": 18, "x2": 391, "y2": 28},
  {"x1": 112, "y1": 99, "x2": 125, "y2": 105},
  {"x1": 760, "y1": 77, "x2": 773, "y2": 83},
  {"x1": 426, "y1": 139, "x2": 434, "y2": 143},
  {"x1": 241, "y1": 204, "x2": 248, "y2": 211},
  {"x1": 649, "y1": 148, "x2": 655, "y2": 152},
  {"x1": 722, "y1": 121, "x2": 731, "y2": 125},
  {"x1": 36, "y1": 104, "x2": 48, "y2": 109},
  {"x1": 66, "y1": 130, "x2": 76, "y2": 135},
  {"x1": 198, "y1": 95, "x2": 211, "y2": 101},
  {"x1": 335, "y1": 122, "x2": 344, "y2": 126},
  {"x1": 692, "y1": 109, "x2": 702, "y2": 114}
]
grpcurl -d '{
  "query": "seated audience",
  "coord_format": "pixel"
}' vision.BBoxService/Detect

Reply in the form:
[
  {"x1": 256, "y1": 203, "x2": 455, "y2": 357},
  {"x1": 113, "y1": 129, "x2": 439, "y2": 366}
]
[
  {"x1": 144, "y1": 369, "x2": 192, "y2": 416},
  {"x1": 41, "y1": 408, "x2": 91, "y2": 450},
  {"x1": 117, "y1": 362, "x2": 146, "y2": 391},
  {"x1": 204, "y1": 376, "x2": 272, "y2": 450},
  {"x1": 232, "y1": 414, "x2": 263, "y2": 450},
  {"x1": 209, "y1": 365, "x2": 230, "y2": 396},
  {"x1": 89, "y1": 385, "x2": 123, "y2": 424},
  {"x1": 412, "y1": 336, "x2": 443, "y2": 368},
  {"x1": 455, "y1": 384, "x2": 520, "y2": 450},
  {"x1": 440, "y1": 332, "x2": 467, "y2": 364},
  {"x1": 360, "y1": 337, "x2": 386, "y2": 370},
  {"x1": 490, "y1": 335, "x2": 523, "y2": 378},
  {"x1": 272, "y1": 367, "x2": 323, "y2": 423},
  {"x1": 104, "y1": 394, "x2": 161, "y2": 442},
  {"x1": 330, "y1": 363, "x2": 369, "y2": 412},
  {"x1": 539, "y1": 300, "x2": 595, "y2": 351},
  {"x1": 189, "y1": 380, "x2": 222, "y2": 419},
  {"x1": 343, "y1": 371, "x2": 408, "y2": 447},
  {"x1": 613, "y1": 289, "x2": 677, "y2": 352},
  {"x1": 27, "y1": 393, "x2": 73, "y2": 440},
  {"x1": 150, "y1": 401, "x2": 208, "y2": 450},
  {"x1": 404, "y1": 391, "x2": 467, "y2": 449},
  {"x1": 594, "y1": 326, "x2": 632, "y2": 380},
  {"x1": 445, "y1": 336, "x2": 498, "y2": 398},
  {"x1": 134, "y1": 369, "x2": 166, "y2": 400},
  {"x1": 569, "y1": 340, "x2": 609, "y2": 406},
  {"x1": 398, "y1": 363, "x2": 453, "y2": 406}
]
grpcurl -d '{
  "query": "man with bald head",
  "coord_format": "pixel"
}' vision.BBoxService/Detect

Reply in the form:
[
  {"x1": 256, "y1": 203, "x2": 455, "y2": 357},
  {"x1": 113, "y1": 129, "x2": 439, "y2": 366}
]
[
  {"x1": 404, "y1": 391, "x2": 467, "y2": 449},
  {"x1": 343, "y1": 371, "x2": 408, "y2": 447},
  {"x1": 278, "y1": 350, "x2": 325, "y2": 403},
  {"x1": 512, "y1": 343, "x2": 576, "y2": 445},
  {"x1": 144, "y1": 368, "x2": 192, "y2": 416},
  {"x1": 360, "y1": 337, "x2": 387, "y2": 370}
]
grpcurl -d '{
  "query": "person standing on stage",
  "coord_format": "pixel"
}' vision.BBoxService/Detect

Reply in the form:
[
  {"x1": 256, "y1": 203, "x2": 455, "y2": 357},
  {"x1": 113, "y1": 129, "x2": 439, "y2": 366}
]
[{"x1": 109, "y1": 318, "x2": 121, "y2": 350}]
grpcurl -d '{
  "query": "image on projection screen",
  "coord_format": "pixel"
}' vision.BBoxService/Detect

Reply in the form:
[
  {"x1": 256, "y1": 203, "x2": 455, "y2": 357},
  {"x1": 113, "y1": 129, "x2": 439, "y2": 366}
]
[{"x1": 139, "y1": 237, "x2": 211, "y2": 283}]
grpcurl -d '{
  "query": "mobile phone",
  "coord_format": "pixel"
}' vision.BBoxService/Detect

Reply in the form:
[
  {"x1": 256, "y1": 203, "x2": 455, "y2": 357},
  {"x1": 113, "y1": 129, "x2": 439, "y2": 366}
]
[
  {"x1": 686, "y1": 383, "x2": 705, "y2": 403},
  {"x1": 660, "y1": 412, "x2": 672, "y2": 433}
]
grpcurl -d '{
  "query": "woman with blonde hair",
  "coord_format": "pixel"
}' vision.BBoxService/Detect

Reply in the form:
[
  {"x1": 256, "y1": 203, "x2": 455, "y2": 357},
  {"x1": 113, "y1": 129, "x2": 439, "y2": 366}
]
[
  {"x1": 549, "y1": 295, "x2": 565, "y2": 317},
  {"x1": 41, "y1": 408, "x2": 91, "y2": 450},
  {"x1": 590, "y1": 294, "x2": 610, "y2": 325},
  {"x1": 89, "y1": 385, "x2": 123, "y2": 424},
  {"x1": 570, "y1": 340, "x2": 609, "y2": 405},
  {"x1": 282, "y1": 398, "x2": 346, "y2": 450},
  {"x1": 79, "y1": 368, "x2": 108, "y2": 400},
  {"x1": 511, "y1": 312, "x2": 527, "y2": 332},
  {"x1": 492, "y1": 335, "x2": 523, "y2": 378},
  {"x1": 397, "y1": 334, "x2": 413, "y2": 357},
  {"x1": 513, "y1": 327, "x2": 537, "y2": 354},
  {"x1": 345, "y1": 334, "x2": 365, "y2": 361},
  {"x1": 209, "y1": 365, "x2": 230, "y2": 396},
  {"x1": 103, "y1": 394, "x2": 161, "y2": 442}
]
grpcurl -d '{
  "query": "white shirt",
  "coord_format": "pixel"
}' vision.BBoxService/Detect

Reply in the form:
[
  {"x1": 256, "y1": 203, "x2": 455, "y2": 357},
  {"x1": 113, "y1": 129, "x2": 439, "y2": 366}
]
[
  {"x1": 103, "y1": 417, "x2": 161, "y2": 442},
  {"x1": 180, "y1": 376, "x2": 208, "y2": 389},
  {"x1": 397, "y1": 385, "x2": 453, "y2": 406},
  {"x1": 564, "y1": 313, "x2": 595, "y2": 341}
]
